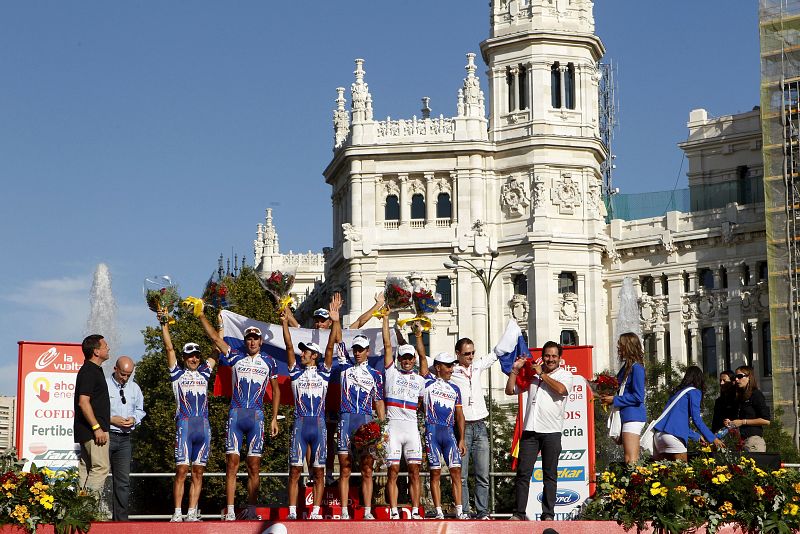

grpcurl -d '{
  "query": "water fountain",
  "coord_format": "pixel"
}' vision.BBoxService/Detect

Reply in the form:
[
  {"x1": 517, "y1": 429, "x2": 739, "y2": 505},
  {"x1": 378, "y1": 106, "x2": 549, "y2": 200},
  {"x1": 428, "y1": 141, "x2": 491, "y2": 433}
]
[
  {"x1": 615, "y1": 276, "x2": 642, "y2": 344},
  {"x1": 85, "y1": 263, "x2": 119, "y2": 377}
]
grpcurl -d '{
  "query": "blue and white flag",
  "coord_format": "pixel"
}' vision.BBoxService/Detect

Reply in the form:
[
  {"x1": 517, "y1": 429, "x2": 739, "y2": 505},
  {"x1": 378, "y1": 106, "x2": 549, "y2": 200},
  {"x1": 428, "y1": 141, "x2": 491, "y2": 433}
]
[{"x1": 494, "y1": 320, "x2": 530, "y2": 374}]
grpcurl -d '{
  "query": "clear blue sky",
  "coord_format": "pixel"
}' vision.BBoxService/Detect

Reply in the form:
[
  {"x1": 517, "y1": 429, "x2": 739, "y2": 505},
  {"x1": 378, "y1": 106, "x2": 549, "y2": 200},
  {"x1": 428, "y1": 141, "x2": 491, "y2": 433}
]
[{"x1": 0, "y1": 2, "x2": 759, "y2": 395}]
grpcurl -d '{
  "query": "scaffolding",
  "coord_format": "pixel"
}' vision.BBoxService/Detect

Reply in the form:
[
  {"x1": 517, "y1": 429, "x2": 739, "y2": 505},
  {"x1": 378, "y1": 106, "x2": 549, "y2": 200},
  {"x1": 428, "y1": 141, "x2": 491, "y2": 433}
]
[
  {"x1": 599, "y1": 61, "x2": 619, "y2": 221},
  {"x1": 759, "y1": 0, "x2": 800, "y2": 448}
]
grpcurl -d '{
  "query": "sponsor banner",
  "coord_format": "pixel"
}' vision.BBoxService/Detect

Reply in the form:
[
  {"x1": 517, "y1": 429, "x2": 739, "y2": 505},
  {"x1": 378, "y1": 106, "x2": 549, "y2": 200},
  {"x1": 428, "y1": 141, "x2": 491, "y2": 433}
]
[
  {"x1": 525, "y1": 345, "x2": 595, "y2": 520},
  {"x1": 17, "y1": 342, "x2": 83, "y2": 471}
]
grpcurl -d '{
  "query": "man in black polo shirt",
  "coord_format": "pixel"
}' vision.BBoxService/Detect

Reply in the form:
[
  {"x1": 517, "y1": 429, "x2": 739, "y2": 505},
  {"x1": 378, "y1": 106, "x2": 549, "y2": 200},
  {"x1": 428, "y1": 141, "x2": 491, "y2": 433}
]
[{"x1": 74, "y1": 334, "x2": 111, "y2": 497}]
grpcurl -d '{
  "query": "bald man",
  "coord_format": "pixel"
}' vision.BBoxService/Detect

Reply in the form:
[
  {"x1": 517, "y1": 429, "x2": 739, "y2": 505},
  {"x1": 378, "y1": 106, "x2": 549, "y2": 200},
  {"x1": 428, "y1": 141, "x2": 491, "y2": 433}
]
[{"x1": 106, "y1": 356, "x2": 146, "y2": 521}]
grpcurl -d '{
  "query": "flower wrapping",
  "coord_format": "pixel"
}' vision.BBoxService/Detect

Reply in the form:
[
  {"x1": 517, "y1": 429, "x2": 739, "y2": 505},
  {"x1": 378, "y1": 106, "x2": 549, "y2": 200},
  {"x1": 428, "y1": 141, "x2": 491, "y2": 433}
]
[
  {"x1": 384, "y1": 274, "x2": 413, "y2": 310},
  {"x1": 589, "y1": 372, "x2": 620, "y2": 397},
  {"x1": 413, "y1": 286, "x2": 441, "y2": 315},
  {"x1": 143, "y1": 276, "x2": 180, "y2": 325},
  {"x1": 259, "y1": 268, "x2": 296, "y2": 311},
  {"x1": 202, "y1": 272, "x2": 234, "y2": 310},
  {"x1": 352, "y1": 420, "x2": 389, "y2": 464}
]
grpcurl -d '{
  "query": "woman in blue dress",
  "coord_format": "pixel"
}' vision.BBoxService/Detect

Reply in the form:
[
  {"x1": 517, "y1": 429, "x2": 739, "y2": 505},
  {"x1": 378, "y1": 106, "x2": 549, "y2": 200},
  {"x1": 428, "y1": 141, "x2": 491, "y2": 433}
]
[{"x1": 600, "y1": 332, "x2": 645, "y2": 464}]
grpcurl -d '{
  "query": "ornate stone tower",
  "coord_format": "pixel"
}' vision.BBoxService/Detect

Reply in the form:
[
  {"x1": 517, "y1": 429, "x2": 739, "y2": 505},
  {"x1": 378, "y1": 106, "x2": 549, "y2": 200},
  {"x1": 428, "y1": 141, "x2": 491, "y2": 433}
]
[{"x1": 480, "y1": 0, "x2": 609, "y2": 349}]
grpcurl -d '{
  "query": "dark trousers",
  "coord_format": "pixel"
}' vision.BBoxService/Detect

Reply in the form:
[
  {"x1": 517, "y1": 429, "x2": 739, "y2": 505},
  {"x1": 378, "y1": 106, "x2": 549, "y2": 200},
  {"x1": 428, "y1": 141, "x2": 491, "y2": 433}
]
[
  {"x1": 109, "y1": 432, "x2": 132, "y2": 521},
  {"x1": 513, "y1": 430, "x2": 561, "y2": 519}
]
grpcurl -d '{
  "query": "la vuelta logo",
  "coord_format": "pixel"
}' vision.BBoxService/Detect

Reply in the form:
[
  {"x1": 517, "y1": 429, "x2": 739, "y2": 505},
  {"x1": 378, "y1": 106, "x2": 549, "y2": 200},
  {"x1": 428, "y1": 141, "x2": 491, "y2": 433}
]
[{"x1": 36, "y1": 348, "x2": 60, "y2": 370}]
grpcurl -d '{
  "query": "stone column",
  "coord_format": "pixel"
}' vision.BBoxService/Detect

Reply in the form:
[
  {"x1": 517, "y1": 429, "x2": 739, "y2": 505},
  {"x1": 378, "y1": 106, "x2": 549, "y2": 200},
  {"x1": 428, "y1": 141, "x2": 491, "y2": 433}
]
[
  {"x1": 559, "y1": 65, "x2": 567, "y2": 108},
  {"x1": 689, "y1": 326, "x2": 700, "y2": 366},
  {"x1": 449, "y1": 171, "x2": 459, "y2": 225},
  {"x1": 424, "y1": 172, "x2": 436, "y2": 227},
  {"x1": 509, "y1": 65, "x2": 519, "y2": 112},
  {"x1": 667, "y1": 273, "x2": 687, "y2": 366},
  {"x1": 748, "y1": 318, "x2": 761, "y2": 370},
  {"x1": 347, "y1": 262, "x2": 363, "y2": 327},
  {"x1": 526, "y1": 61, "x2": 534, "y2": 111},
  {"x1": 715, "y1": 324, "x2": 726, "y2": 375},
  {"x1": 399, "y1": 173, "x2": 410, "y2": 228},
  {"x1": 726, "y1": 263, "x2": 745, "y2": 367}
]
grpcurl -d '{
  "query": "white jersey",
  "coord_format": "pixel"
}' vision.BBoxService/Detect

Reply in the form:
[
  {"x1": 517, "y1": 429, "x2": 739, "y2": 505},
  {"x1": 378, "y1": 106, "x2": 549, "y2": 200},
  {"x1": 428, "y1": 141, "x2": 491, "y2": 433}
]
[{"x1": 384, "y1": 362, "x2": 426, "y2": 422}]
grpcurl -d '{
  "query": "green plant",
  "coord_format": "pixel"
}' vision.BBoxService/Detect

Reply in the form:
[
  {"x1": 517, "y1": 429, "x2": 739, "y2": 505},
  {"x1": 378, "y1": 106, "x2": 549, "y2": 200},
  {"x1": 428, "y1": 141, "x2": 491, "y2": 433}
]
[
  {"x1": 0, "y1": 456, "x2": 102, "y2": 534},
  {"x1": 581, "y1": 453, "x2": 800, "y2": 533}
]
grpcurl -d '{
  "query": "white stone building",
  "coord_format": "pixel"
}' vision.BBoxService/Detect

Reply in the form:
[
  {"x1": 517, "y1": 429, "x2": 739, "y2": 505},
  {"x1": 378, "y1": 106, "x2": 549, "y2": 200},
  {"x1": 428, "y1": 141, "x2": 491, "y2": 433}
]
[
  {"x1": 254, "y1": 0, "x2": 770, "y2": 402},
  {"x1": 0, "y1": 396, "x2": 16, "y2": 451}
]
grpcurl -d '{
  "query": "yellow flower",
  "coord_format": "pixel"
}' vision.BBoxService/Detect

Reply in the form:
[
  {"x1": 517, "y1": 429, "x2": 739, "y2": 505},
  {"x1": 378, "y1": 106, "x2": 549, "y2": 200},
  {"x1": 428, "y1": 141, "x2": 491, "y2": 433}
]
[
  {"x1": 711, "y1": 474, "x2": 729, "y2": 485},
  {"x1": 675, "y1": 486, "x2": 687, "y2": 493},
  {"x1": 700, "y1": 445, "x2": 712, "y2": 453},
  {"x1": 649, "y1": 482, "x2": 667, "y2": 497},
  {"x1": 610, "y1": 488, "x2": 627, "y2": 502},
  {"x1": 755, "y1": 486, "x2": 765, "y2": 498},
  {"x1": 719, "y1": 501, "x2": 736, "y2": 518},
  {"x1": 784, "y1": 503, "x2": 799, "y2": 516},
  {"x1": 702, "y1": 458, "x2": 716, "y2": 466},
  {"x1": 755, "y1": 468, "x2": 767, "y2": 478},
  {"x1": 11, "y1": 504, "x2": 29, "y2": 524},
  {"x1": 39, "y1": 493, "x2": 54, "y2": 510},
  {"x1": 601, "y1": 471, "x2": 617, "y2": 484},
  {"x1": 2, "y1": 480, "x2": 16, "y2": 490},
  {"x1": 794, "y1": 482, "x2": 800, "y2": 494},
  {"x1": 693, "y1": 495, "x2": 706, "y2": 506}
]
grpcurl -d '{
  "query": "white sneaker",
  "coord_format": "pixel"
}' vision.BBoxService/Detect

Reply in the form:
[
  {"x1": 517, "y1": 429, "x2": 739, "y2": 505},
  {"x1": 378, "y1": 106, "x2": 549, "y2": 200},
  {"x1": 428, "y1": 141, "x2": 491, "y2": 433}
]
[
  {"x1": 185, "y1": 510, "x2": 201, "y2": 522},
  {"x1": 309, "y1": 513, "x2": 323, "y2": 520},
  {"x1": 363, "y1": 512, "x2": 375, "y2": 520},
  {"x1": 340, "y1": 511, "x2": 350, "y2": 520},
  {"x1": 457, "y1": 513, "x2": 470, "y2": 520},
  {"x1": 389, "y1": 511, "x2": 400, "y2": 520},
  {"x1": 411, "y1": 512, "x2": 423, "y2": 520},
  {"x1": 434, "y1": 512, "x2": 445, "y2": 520},
  {"x1": 223, "y1": 511, "x2": 236, "y2": 521},
  {"x1": 170, "y1": 512, "x2": 183, "y2": 522},
  {"x1": 287, "y1": 513, "x2": 297, "y2": 520}
]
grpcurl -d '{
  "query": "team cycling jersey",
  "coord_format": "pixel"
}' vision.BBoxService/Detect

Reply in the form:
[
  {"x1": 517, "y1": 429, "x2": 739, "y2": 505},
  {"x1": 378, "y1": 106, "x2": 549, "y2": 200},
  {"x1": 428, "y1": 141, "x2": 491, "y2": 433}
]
[
  {"x1": 288, "y1": 363, "x2": 331, "y2": 417},
  {"x1": 384, "y1": 362, "x2": 425, "y2": 422},
  {"x1": 339, "y1": 361, "x2": 384, "y2": 415},
  {"x1": 169, "y1": 363, "x2": 211, "y2": 419},
  {"x1": 220, "y1": 348, "x2": 278, "y2": 411},
  {"x1": 422, "y1": 373, "x2": 462, "y2": 427}
]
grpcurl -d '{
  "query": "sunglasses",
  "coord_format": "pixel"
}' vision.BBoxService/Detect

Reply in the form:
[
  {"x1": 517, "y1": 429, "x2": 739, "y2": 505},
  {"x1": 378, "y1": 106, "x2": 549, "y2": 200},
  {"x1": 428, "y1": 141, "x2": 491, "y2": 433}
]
[
  {"x1": 353, "y1": 346, "x2": 369, "y2": 353},
  {"x1": 119, "y1": 388, "x2": 127, "y2": 405},
  {"x1": 735, "y1": 373, "x2": 749, "y2": 380},
  {"x1": 398, "y1": 354, "x2": 415, "y2": 360},
  {"x1": 460, "y1": 351, "x2": 475, "y2": 356}
]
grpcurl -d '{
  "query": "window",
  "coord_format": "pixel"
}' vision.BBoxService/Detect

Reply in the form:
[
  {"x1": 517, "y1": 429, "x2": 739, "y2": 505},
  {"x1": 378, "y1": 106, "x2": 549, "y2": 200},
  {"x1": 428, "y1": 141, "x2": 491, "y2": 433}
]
[
  {"x1": 550, "y1": 62, "x2": 561, "y2": 108},
  {"x1": 410, "y1": 194, "x2": 425, "y2": 220},
  {"x1": 723, "y1": 325, "x2": 731, "y2": 372},
  {"x1": 565, "y1": 62, "x2": 576, "y2": 110},
  {"x1": 385, "y1": 195, "x2": 400, "y2": 221},
  {"x1": 558, "y1": 271, "x2": 576, "y2": 294},
  {"x1": 643, "y1": 333, "x2": 657, "y2": 367},
  {"x1": 742, "y1": 263, "x2": 751, "y2": 285},
  {"x1": 506, "y1": 66, "x2": 515, "y2": 112},
  {"x1": 720, "y1": 266, "x2": 728, "y2": 289},
  {"x1": 746, "y1": 322, "x2": 754, "y2": 363},
  {"x1": 661, "y1": 274, "x2": 669, "y2": 296},
  {"x1": 518, "y1": 65, "x2": 528, "y2": 110},
  {"x1": 698, "y1": 268, "x2": 714, "y2": 289},
  {"x1": 640, "y1": 276, "x2": 655, "y2": 296},
  {"x1": 762, "y1": 321, "x2": 772, "y2": 377},
  {"x1": 513, "y1": 274, "x2": 528, "y2": 296},
  {"x1": 436, "y1": 276, "x2": 452, "y2": 307},
  {"x1": 685, "y1": 329, "x2": 693, "y2": 364},
  {"x1": 560, "y1": 330, "x2": 578, "y2": 346},
  {"x1": 757, "y1": 261, "x2": 768, "y2": 282},
  {"x1": 701, "y1": 327, "x2": 717, "y2": 376},
  {"x1": 683, "y1": 271, "x2": 690, "y2": 293},
  {"x1": 436, "y1": 192, "x2": 452, "y2": 219}
]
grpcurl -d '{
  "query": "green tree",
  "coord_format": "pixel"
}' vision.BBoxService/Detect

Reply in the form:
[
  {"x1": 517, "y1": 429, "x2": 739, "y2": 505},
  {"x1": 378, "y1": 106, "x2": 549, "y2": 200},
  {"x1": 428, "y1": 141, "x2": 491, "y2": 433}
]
[{"x1": 130, "y1": 267, "x2": 294, "y2": 517}]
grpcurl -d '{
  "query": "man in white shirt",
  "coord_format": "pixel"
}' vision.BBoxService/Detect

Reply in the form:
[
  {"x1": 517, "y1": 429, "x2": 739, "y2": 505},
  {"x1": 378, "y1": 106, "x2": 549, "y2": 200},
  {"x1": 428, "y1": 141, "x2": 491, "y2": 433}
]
[
  {"x1": 505, "y1": 341, "x2": 573, "y2": 521},
  {"x1": 449, "y1": 337, "x2": 496, "y2": 519}
]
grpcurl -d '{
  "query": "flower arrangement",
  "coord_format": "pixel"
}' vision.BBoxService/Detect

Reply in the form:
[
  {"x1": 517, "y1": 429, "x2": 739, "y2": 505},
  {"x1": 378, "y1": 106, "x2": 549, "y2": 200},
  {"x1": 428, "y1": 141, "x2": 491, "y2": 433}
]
[
  {"x1": 352, "y1": 420, "x2": 389, "y2": 465},
  {"x1": 581, "y1": 454, "x2": 800, "y2": 533},
  {"x1": 259, "y1": 269, "x2": 296, "y2": 311},
  {"x1": 202, "y1": 273, "x2": 233, "y2": 310},
  {"x1": 589, "y1": 372, "x2": 620, "y2": 412},
  {"x1": 0, "y1": 451, "x2": 102, "y2": 534},
  {"x1": 397, "y1": 282, "x2": 441, "y2": 331},
  {"x1": 144, "y1": 275, "x2": 180, "y2": 325},
  {"x1": 384, "y1": 274, "x2": 412, "y2": 310}
]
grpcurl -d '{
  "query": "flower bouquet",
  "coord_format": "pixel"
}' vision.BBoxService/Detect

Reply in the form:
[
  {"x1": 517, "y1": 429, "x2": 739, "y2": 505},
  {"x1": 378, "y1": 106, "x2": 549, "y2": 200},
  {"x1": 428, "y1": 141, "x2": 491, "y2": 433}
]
[
  {"x1": 259, "y1": 268, "x2": 296, "y2": 312},
  {"x1": 589, "y1": 372, "x2": 619, "y2": 413},
  {"x1": 143, "y1": 275, "x2": 180, "y2": 325},
  {"x1": 398, "y1": 280, "x2": 441, "y2": 331},
  {"x1": 352, "y1": 419, "x2": 389, "y2": 464},
  {"x1": 385, "y1": 274, "x2": 413, "y2": 308},
  {"x1": 202, "y1": 271, "x2": 234, "y2": 310}
]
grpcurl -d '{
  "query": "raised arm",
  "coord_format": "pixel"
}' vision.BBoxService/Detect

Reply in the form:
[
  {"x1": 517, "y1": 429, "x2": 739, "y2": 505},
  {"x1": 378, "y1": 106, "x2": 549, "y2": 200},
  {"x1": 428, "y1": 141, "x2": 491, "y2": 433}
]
[
  {"x1": 281, "y1": 310, "x2": 296, "y2": 370},
  {"x1": 505, "y1": 358, "x2": 526, "y2": 395},
  {"x1": 412, "y1": 322, "x2": 429, "y2": 376},
  {"x1": 349, "y1": 291, "x2": 385, "y2": 329},
  {"x1": 383, "y1": 310, "x2": 393, "y2": 370},
  {"x1": 284, "y1": 306, "x2": 300, "y2": 328},
  {"x1": 197, "y1": 308, "x2": 230, "y2": 355},
  {"x1": 159, "y1": 313, "x2": 177, "y2": 369},
  {"x1": 325, "y1": 293, "x2": 343, "y2": 370}
]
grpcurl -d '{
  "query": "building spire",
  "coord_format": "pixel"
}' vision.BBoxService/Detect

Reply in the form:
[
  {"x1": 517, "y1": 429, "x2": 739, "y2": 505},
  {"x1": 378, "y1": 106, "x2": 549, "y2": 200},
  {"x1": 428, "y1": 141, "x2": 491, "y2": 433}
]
[
  {"x1": 459, "y1": 53, "x2": 485, "y2": 118},
  {"x1": 351, "y1": 59, "x2": 372, "y2": 124},
  {"x1": 333, "y1": 87, "x2": 350, "y2": 149}
]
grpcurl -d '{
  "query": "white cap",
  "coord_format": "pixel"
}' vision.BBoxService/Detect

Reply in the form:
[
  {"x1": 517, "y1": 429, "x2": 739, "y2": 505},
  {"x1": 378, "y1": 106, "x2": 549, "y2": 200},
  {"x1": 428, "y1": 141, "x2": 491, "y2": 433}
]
[
  {"x1": 351, "y1": 335, "x2": 370, "y2": 349},
  {"x1": 298, "y1": 341, "x2": 322, "y2": 355},
  {"x1": 397, "y1": 344, "x2": 416, "y2": 358},
  {"x1": 243, "y1": 326, "x2": 262, "y2": 338},
  {"x1": 433, "y1": 352, "x2": 457, "y2": 364}
]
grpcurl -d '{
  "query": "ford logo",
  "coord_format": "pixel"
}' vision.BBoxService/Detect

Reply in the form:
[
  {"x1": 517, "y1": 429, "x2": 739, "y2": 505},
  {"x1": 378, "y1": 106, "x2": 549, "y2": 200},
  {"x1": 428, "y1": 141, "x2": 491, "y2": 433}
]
[{"x1": 537, "y1": 489, "x2": 581, "y2": 506}]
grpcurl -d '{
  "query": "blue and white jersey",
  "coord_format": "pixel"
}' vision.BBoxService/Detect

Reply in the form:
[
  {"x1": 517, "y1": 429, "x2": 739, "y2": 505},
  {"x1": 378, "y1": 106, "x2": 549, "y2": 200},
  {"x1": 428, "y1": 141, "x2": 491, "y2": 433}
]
[
  {"x1": 220, "y1": 348, "x2": 278, "y2": 410},
  {"x1": 288, "y1": 363, "x2": 332, "y2": 417},
  {"x1": 339, "y1": 361, "x2": 384, "y2": 415},
  {"x1": 169, "y1": 363, "x2": 212, "y2": 419},
  {"x1": 422, "y1": 373, "x2": 462, "y2": 427},
  {"x1": 384, "y1": 362, "x2": 426, "y2": 422}
]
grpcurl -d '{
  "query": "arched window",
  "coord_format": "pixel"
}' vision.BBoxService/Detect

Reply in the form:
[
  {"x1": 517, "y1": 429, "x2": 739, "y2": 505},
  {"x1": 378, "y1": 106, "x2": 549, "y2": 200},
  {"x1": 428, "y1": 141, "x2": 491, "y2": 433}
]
[
  {"x1": 411, "y1": 193, "x2": 425, "y2": 220},
  {"x1": 436, "y1": 192, "x2": 452, "y2": 219},
  {"x1": 385, "y1": 195, "x2": 400, "y2": 221},
  {"x1": 558, "y1": 271, "x2": 576, "y2": 294}
]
